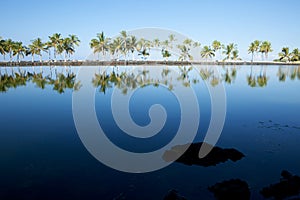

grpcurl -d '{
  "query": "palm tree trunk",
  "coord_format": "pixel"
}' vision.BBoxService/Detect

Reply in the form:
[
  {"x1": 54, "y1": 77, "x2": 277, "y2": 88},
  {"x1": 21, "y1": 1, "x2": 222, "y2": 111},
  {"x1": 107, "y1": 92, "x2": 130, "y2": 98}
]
[
  {"x1": 9, "y1": 51, "x2": 12, "y2": 62},
  {"x1": 64, "y1": 52, "x2": 67, "y2": 62},
  {"x1": 40, "y1": 55, "x2": 42, "y2": 62},
  {"x1": 54, "y1": 49, "x2": 57, "y2": 62},
  {"x1": 32, "y1": 55, "x2": 34, "y2": 62}
]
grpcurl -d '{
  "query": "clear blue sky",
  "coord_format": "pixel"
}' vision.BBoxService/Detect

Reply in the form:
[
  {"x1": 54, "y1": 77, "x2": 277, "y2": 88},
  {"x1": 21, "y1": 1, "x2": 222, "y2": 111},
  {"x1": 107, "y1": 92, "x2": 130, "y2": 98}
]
[{"x1": 2, "y1": 0, "x2": 300, "y2": 60}]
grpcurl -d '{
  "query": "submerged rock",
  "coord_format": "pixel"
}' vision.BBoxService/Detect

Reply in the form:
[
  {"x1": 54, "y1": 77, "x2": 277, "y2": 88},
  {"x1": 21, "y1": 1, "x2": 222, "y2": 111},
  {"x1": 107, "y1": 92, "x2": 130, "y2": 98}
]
[
  {"x1": 208, "y1": 179, "x2": 250, "y2": 200},
  {"x1": 163, "y1": 189, "x2": 187, "y2": 200},
  {"x1": 260, "y1": 170, "x2": 300, "y2": 199},
  {"x1": 162, "y1": 142, "x2": 244, "y2": 167}
]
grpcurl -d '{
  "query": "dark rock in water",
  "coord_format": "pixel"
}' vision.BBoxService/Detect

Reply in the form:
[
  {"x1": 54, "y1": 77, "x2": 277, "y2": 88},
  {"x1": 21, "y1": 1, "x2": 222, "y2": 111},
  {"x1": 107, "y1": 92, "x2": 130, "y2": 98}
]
[
  {"x1": 208, "y1": 179, "x2": 250, "y2": 200},
  {"x1": 260, "y1": 170, "x2": 300, "y2": 199},
  {"x1": 163, "y1": 189, "x2": 187, "y2": 200},
  {"x1": 162, "y1": 142, "x2": 244, "y2": 167}
]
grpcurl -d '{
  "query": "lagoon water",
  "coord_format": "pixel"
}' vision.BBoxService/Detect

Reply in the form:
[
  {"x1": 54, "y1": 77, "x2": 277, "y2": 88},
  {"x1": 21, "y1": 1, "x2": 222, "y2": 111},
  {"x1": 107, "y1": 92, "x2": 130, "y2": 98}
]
[{"x1": 0, "y1": 65, "x2": 300, "y2": 199}]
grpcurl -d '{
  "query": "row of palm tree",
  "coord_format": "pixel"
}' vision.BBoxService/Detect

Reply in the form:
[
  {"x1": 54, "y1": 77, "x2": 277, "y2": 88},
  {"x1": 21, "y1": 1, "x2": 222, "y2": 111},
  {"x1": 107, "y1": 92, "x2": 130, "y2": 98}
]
[
  {"x1": 1, "y1": 32, "x2": 300, "y2": 62},
  {"x1": 0, "y1": 34, "x2": 80, "y2": 62}
]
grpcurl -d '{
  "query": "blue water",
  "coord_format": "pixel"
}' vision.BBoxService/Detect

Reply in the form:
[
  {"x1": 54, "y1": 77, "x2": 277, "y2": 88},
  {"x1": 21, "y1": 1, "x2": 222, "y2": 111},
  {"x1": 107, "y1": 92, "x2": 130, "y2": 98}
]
[{"x1": 0, "y1": 65, "x2": 300, "y2": 199}]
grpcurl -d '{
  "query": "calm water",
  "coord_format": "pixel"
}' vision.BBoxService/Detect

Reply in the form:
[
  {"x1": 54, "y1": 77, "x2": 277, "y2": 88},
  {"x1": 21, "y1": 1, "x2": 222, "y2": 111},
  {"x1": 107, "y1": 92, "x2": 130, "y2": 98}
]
[{"x1": 0, "y1": 65, "x2": 300, "y2": 199}]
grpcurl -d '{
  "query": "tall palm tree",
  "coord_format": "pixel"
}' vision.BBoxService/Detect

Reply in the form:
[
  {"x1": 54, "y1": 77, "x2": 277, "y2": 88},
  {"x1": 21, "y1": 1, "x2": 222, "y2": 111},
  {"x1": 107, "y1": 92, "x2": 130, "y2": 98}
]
[
  {"x1": 168, "y1": 34, "x2": 176, "y2": 48},
  {"x1": 30, "y1": 38, "x2": 46, "y2": 62},
  {"x1": 248, "y1": 42, "x2": 256, "y2": 62},
  {"x1": 120, "y1": 30, "x2": 129, "y2": 61},
  {"x1": 13, "y1": 42, "x2": 26, "y2": 62},
  {"x1": 253, "y1": 40, "x2": 261, "y2": 59},
  {"x1": 63, "y1": 37, "x2": 74, "y2": 61},
  {"x1": 212, "y1": 40, "x2": 221, "y2": 60},
  {"x1": 110, "y1": 37, "x2": 122, "y2": 60},
  {"x1": 68, "y1": 34, "x2": 80, "y2": 60},
  {"x1": 153, "y1": 38, "x2": 160, "y2": 49},
  {"x1": 4, "y1": 39, "x2": 16, "y2": 62},
  {"x1": 260, "y1": 41, "x2": 272, "y2": 60},
  {"x1": 232, "y1": 50, "x2": 241, "y2": 61},
  {"x1": 222, "y1": 43, "x2": 236, "y2": 61},
  {"x1": 128, "y1": 35, "x2": 137, "y2": 60},
  {"x1": 48, "y1": 33, "x2": 63, "y2": 61},
  {"x1": 0, "y1": 38, "x2": 7, "y2": 61},
  {"x1": 201, "y1": 46, "x2": 215, "y2": 61},
  {"x1": 90, "y1": 32, "x2": 110, "y2": 61},
  {"x1": 177, "y1": 44, "x2": 193, "y2": 61}
]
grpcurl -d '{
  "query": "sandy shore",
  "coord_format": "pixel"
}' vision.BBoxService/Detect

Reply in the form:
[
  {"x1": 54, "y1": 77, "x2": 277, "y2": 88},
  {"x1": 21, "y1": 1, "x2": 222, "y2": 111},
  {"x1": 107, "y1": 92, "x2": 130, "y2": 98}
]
[{"x1": 0, "y1": 60, "x2": 299, "y2": 67}]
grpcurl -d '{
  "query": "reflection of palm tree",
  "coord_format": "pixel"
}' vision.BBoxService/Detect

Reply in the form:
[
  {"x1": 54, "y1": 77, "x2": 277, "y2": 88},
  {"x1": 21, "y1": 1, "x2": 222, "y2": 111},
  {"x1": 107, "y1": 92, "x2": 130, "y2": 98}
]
[
  {"x1": 247, "y1": 66, "x2": 256, "y2": 87},
  {"x1": 92, "y1": 72, "x2": 111, "y2": 93},
  {"x1": 210, "y1": 76, "x2": 220, "y2": 87},
  {"x1": 177, "y1": 66, "x2": 192, "y2": 87},
  {"x1": 277, "y1": 67, "x2": 287, "y2": 82},
  {"x1": 256, "y1": 66, "x2": 268, "y2": 87},
  {"x1": 32, "y1": 72, "x2": 48, "y2": 89},
  {"x1": 223, "y1": 68, "x2": 232, "y2": 84}
]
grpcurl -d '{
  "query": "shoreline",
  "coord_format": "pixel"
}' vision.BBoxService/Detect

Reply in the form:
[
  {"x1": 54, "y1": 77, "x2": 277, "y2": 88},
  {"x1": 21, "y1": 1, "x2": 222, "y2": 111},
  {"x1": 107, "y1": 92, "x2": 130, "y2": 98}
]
[{"x1": 0, "y1": 60, "x2": 299, "y2": 67}]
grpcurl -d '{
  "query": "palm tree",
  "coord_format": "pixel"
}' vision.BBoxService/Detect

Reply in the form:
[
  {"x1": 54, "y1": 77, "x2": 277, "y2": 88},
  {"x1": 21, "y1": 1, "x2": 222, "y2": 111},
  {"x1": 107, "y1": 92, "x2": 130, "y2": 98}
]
[
  {"x1": 201, "y1": 46, "x2": 215, "y2": 61},
  {"x1": 162, "y1": 49, "x2": 171, "y2": 61},
  {"x1": 168, "y1": 34, "x2": 176, "y2": 49},
  {"x1": 136, "y1": 38, "x2": 150, "y2": 60},
  {"x1": 278, "y1": 47, "x2": 291, "y2": 62},
  {"x1": 260, "y1": 41, "x2": 272, "y2": 60},
  {"x1": 4, "y1": 39, "x2": 16, "y2": 62},
  {"x1": 232, "y1": 50, "x2": 241, "y2": 61},
  {"x1": 177, "y1": 44, "x2": 193, "y2": 61},
  {"x1": 153, "y1": 38, "x2": 160, "y2": 49},
  {"x1": 128, "y1": 35, "x2": 137, "y2": 60},
  {"x1": 0, "y1": 38, "x2": 7, "y2": 61},
  {"x1": 120, "y1": 30, "x2": 129, "y2": 61},
  {"x1": 63, "y1": 37, "x2": 74, "y2": 61},
  {"x1": 222, "y1": 43, "x2": 236, "y2": 61},
  {"x1": 248, "y1": 42, "x2": 256, "y2": 62},
  {"x1": 110, "y1": 37, "x2": 122, "y2": 60},
  {"x1": 212, "y1": 40, "x2": 221, "y2": 60},
  {"x1": 68, "y1": 34, "x2": 80, "y2": 60},
  {"x1": 13, "y1": 42, "x2": 26, "y2": 62},
  {"x1": 177, "y1": 38, "x2": 194, "y2": 61},
  {"x1": 48, "y1": 33, "x2": 63, "y2": 62},
  {"x1": 291, "y1": 48, "x2": 300, "y2": 62},
  {"x1": 253, "y1": 40, "x2": 261, "y2": 60},
  {"x1": 90, "y1": 32, "x2": 110, "y2": 61},
  {"x1": 29, "y1": 38, "x2": 46, "y2": 62}
]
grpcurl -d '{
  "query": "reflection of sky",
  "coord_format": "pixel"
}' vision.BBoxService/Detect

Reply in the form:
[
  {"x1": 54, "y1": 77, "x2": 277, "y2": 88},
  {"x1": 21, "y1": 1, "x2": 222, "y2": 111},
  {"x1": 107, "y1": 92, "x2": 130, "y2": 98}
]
[{"x1": 0, "y1": 65, "x2": 300, "y2": 199}]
